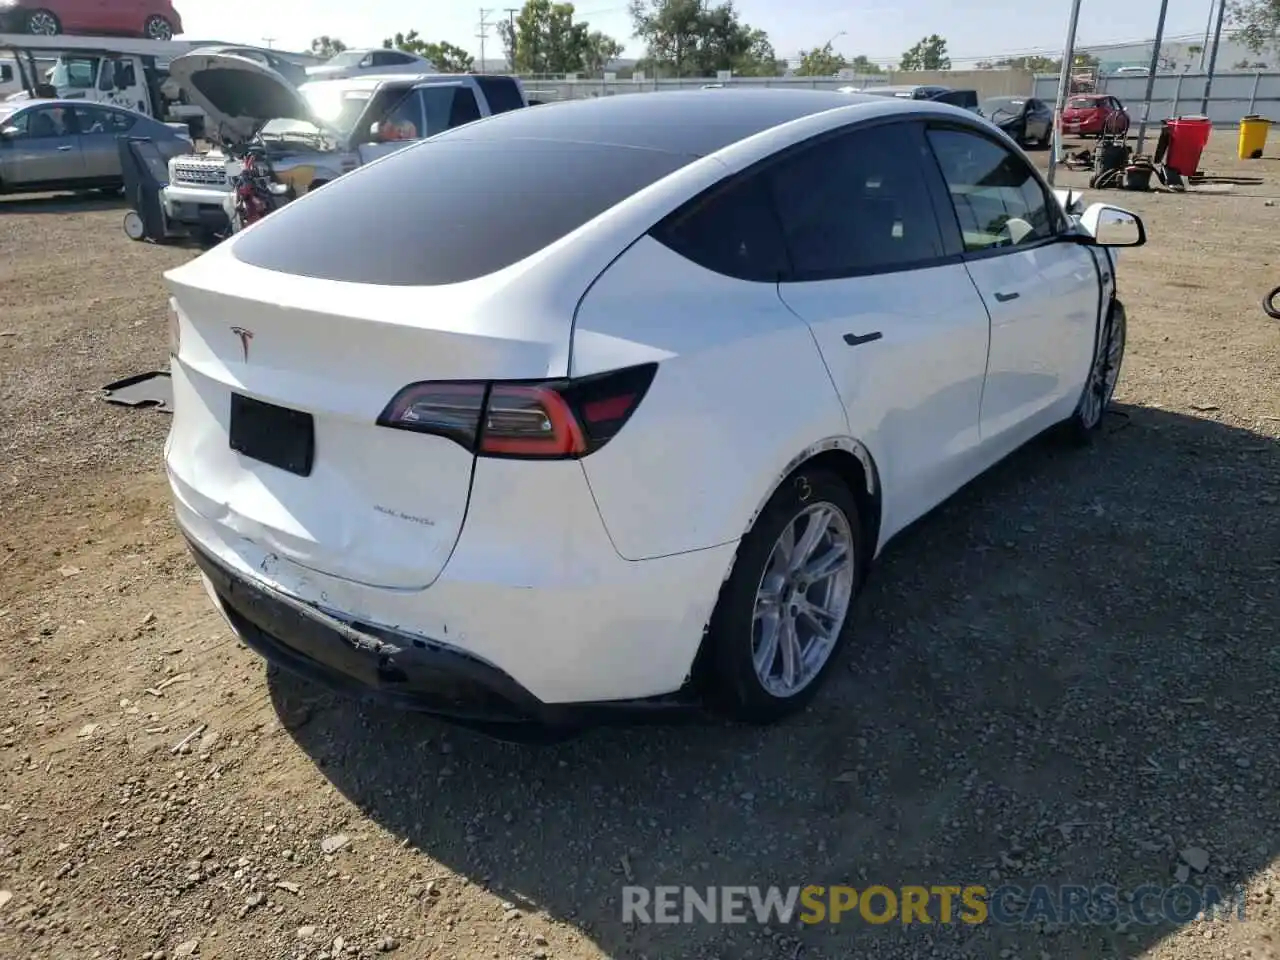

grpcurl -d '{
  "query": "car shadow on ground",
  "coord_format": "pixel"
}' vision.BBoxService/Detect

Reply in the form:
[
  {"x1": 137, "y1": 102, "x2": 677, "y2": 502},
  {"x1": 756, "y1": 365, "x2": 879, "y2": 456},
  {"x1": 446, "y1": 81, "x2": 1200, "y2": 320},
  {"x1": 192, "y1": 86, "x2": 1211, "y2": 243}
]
[
  {"x1": 270, "y1": 403, "x2": 1279, "y2": 959},
  {"x1": 0, "y1": 191, "x2": 128, "y2": 214}
]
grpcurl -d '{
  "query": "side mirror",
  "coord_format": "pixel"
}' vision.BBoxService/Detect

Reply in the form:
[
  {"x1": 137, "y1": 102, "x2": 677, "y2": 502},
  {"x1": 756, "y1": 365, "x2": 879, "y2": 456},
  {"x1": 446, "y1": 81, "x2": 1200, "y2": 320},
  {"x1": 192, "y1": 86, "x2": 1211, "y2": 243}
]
[
  {"x1": 0, "y1": 125, "x2": 19, "y2": 138},
  {"x1": 1076, "y1": 202, "x2": 1146, "y2": 247}
]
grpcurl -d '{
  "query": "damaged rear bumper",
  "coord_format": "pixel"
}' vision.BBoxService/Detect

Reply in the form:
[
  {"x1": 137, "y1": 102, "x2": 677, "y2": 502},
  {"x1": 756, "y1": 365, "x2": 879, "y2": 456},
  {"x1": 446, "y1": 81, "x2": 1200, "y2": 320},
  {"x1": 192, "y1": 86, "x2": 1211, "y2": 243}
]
[{"x1": 186, "y1": 537, "x2": 699, "y2": 733}]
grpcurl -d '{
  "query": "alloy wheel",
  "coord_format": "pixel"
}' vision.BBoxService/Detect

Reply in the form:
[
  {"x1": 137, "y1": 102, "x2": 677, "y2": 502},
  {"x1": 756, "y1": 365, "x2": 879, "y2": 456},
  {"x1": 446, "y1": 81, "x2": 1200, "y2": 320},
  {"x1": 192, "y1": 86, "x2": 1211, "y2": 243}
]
[
  {"x1": 27, "y1": 11, "x2": 58, "y2": 34},
  {"x1": 1078, "y1": 310, "x2": 1125, "y2": 429},
  {"x1": 751, "y1": 502, "x2": 855, "y2": 698},
  {"x1": 146, "y1": 17, "x2": 172, "y2": 40}
]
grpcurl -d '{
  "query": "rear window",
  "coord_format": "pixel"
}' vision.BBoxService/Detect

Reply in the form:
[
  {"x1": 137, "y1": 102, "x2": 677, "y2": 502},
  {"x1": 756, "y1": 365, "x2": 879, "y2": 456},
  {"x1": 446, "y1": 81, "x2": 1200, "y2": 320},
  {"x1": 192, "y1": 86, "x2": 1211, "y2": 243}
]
[
  {"x1": 231, "y1": 138, "x2": 695, "y2": 286},
  {"x1": 1068, "y1": 97, "x2": 1097, "y2": 109}
]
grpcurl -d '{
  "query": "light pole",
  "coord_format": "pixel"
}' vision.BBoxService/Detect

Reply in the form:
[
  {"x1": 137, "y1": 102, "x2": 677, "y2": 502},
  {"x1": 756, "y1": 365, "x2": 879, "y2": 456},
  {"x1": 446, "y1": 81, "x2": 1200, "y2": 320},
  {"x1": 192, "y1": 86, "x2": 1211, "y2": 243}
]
[
  {"x1": 1047, "y1": 0, "x2": 1084, "y2": 186},
  {"x1": 1200, "y1": 0, "x2": 1228, "y2": 115},
  {"x1": 1134, "y1": 0, "x2": 1171, "y2": 155}
]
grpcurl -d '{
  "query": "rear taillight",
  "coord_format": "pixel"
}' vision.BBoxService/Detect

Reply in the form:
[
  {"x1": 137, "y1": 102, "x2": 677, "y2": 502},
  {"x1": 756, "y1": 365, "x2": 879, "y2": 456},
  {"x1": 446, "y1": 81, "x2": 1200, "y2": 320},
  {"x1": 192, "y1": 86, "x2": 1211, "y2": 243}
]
[{"x1": 377, "y1": 362, "x2": 658, "y2": 460}]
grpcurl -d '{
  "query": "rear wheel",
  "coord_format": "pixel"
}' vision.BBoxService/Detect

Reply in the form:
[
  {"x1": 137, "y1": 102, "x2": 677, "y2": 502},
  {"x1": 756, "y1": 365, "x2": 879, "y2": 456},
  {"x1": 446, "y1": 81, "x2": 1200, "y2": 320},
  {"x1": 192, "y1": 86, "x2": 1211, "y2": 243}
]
[
  {"x1": 25, "y1": 9, "x2": 61, "y2": 34},
  {"x1": 144, "y1": 14, "x2": 174, "y2": 40},
  {"x1": 700, "y1": 468, "x2": 864, "y2": 723}
]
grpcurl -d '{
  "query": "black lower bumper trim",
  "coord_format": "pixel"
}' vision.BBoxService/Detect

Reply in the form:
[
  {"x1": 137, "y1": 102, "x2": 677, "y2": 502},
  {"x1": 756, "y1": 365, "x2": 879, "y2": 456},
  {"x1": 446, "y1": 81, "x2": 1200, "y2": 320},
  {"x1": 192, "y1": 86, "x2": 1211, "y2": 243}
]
[{"x1": 184, "y1": 537, "x2": 698, "y2": 731}]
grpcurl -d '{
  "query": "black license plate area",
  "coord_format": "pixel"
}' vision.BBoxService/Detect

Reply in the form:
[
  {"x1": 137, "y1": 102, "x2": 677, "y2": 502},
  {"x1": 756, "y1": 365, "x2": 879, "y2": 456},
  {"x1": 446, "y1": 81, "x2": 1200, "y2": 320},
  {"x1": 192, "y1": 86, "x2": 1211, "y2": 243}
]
[{"x1": 229, "y1": 393, "x2": 314, "y2": 477}]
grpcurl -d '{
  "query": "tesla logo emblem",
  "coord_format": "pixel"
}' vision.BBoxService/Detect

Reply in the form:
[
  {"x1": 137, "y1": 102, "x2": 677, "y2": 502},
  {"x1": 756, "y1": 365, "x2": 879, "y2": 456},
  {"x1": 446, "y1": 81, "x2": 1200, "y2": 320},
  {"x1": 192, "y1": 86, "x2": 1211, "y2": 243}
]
[{"x1": 231, "y1": 326, "x2": 254, "y2": 362}]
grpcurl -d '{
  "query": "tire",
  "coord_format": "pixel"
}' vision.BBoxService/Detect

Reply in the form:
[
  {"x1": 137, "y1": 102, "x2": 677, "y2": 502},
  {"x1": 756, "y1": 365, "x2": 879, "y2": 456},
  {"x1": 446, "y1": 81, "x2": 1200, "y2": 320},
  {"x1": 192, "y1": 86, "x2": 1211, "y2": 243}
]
[
  {"x1": 1064, "y1": 297, "x2": 1127, "y2": 445},
  {"x1": 25, "y1": 9, "x2": 61, "y2": 34},
  {"x1": 699, "y1": 467, "x2": 865, "y2": 724},
  {"x1": 144, "y1": 14, "x2": 174, "y2": 40}
]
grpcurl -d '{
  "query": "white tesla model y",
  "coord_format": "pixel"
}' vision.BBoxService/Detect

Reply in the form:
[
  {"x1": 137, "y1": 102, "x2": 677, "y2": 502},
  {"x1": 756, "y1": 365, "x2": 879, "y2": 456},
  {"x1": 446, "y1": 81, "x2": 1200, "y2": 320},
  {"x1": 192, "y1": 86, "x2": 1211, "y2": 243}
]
[{"x1": 163, "y1": 89, "x2": 1145, "y2": 732}]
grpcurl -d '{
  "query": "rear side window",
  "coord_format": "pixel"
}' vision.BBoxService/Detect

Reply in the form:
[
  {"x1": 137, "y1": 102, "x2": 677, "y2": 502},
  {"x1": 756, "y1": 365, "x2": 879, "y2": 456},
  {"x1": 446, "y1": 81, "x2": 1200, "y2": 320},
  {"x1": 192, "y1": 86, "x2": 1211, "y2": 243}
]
[
  {"x1": 651, "y1": 175, "x2": 788, "y2": 282},
  {"x1": 473, "y1": 76, "x2": 526, "y2": 114},
  {"x1": 232, "y1": 138, "x2": 696, "y2": 286}
]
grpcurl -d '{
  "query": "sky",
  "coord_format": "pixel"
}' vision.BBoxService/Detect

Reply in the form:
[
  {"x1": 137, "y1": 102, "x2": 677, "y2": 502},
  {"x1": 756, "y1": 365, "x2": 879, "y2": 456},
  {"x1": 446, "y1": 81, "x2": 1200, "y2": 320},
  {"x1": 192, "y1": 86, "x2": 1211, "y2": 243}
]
[{"x1": 177, "y1": 0, "x2": 1230, "y2": 66}]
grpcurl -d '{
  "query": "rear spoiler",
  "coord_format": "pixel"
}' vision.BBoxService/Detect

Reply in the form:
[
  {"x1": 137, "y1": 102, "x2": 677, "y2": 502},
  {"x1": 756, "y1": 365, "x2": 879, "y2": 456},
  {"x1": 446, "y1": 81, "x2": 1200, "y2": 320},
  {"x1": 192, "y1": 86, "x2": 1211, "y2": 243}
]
[{"x1": 1054, "y1": 188, "x2": 1085, "y2": 216}]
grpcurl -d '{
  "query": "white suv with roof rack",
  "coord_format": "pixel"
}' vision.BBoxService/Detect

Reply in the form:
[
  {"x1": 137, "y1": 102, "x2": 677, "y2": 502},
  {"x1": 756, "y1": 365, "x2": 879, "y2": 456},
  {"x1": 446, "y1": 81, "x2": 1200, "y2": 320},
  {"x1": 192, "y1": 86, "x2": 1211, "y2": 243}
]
[{"x1": 160, "y1": 48, "x2": 529, "y2": 235}]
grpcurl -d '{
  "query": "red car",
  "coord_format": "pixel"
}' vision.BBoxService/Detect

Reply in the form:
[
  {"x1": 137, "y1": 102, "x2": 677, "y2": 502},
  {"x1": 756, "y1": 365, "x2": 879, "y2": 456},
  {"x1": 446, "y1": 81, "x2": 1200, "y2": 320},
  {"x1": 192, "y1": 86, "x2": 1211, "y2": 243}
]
[
  {"x1": 0, "y1": 0, "x2": 183, "y2": 40},
  {"x1": 1061, "y1": 94, "x2": 1130, "y2": 137}
]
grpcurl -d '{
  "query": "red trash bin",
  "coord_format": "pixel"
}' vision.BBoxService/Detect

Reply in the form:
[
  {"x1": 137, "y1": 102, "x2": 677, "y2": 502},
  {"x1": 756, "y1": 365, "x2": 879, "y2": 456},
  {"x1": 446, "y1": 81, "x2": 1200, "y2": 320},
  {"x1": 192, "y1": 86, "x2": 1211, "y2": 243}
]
[{"x1": 1164, "y1": 116, "x2": 1212, "y2": 176}]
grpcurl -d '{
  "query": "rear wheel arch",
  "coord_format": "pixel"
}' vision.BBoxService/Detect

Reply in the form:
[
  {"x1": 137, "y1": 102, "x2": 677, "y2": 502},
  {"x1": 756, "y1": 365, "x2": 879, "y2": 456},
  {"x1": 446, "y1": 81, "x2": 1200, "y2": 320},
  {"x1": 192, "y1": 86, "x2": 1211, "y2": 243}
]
[{"x1": 740, "y1": 438, "x2": 883, "y2": 566}]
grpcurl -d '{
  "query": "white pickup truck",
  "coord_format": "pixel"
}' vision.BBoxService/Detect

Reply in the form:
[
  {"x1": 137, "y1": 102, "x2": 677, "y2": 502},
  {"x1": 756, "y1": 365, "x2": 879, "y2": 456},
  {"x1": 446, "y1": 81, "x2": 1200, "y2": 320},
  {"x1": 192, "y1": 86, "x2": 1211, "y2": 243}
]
[{"x1": 161, "y1": 49, "x2": 531, "y2": 235}]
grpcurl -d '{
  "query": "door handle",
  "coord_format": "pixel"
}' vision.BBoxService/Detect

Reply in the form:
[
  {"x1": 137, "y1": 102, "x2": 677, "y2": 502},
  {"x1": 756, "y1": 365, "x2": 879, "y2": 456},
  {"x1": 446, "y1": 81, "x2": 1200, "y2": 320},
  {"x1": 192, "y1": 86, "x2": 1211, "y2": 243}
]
[
  {"x1": 843, "y1": 331, "x2": 883, "y2": 347},
  {"x1": 993, "y1": 291, "x2": 1020, "y2": 302},
  {"x1": 57, "y1": 145, "x2": 74, "y2": 151}
]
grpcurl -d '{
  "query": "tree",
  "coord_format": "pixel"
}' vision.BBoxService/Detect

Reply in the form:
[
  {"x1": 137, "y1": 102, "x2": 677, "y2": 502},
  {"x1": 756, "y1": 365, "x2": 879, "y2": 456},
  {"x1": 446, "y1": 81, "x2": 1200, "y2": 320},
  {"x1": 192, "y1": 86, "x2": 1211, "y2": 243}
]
[
  {"x1": 494, "y1": 0, "x2": 622, "y2": 75},
  {"x1": 795, "y1": 41, "x2": 846, "y2": 77},
  {"x1": 994, "y1": 55, "x2": 1058, "y2": 72},
  {"x1": 382, "y1": 30, "x2": 475, "y2": 72},
  {"x1": 629, "y1": 0, "x2": 780, "y2": 77},
  {"x1": 310, "y1": 36, "x2": 348, "y2": 59},
  {"x1": 898, "y1": 34, "x2": 950, "y2": 71},
  {"x1": 1230, "y1": 0, "x2": 1280, "y2": 54},
  {"x1": 848, "y1": 54, "x2": 883, "y2": 74}
]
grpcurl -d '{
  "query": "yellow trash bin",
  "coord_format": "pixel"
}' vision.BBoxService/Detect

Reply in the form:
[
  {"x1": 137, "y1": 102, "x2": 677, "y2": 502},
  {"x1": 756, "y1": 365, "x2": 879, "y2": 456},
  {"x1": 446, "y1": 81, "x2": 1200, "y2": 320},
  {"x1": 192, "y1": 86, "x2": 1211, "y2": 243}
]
[{"x1": 1238, "y1": 115, "x2": 1271, "y2": 159}]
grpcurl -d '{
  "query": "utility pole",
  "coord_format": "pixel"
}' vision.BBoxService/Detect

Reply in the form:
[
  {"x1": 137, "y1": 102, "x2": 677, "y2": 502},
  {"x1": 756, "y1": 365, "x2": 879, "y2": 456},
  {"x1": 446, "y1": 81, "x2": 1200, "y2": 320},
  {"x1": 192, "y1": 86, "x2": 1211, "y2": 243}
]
[
  {"x1": 1199, "y1": 0, "x2": 1215, "y2": 70},
  {"x1": 1134, "y1": 0, "x2": 1171, "y2": 155},
  {"x1": 1200, "y1": 0, "x2": 1228, "y2": 115},
  {"x1": 261, "y1": 37, "x2": 276, "y2": 49},
  {"x1": 477, "y1": 8, "x2": 494, "y2": 73},
  {"x1": 505, "y1": 7, "x2": 519, "y2": 70},
  {"x1": 1046, "y1": 0, "x2": 1084, "y2": 186}
]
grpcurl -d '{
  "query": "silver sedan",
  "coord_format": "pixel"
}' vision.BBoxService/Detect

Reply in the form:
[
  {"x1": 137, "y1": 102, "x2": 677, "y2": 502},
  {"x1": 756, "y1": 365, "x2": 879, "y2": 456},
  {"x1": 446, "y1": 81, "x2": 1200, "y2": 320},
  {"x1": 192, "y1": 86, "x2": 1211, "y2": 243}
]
[{"x1": 0, "y1": 99, "x2": 192, "y2": 196}]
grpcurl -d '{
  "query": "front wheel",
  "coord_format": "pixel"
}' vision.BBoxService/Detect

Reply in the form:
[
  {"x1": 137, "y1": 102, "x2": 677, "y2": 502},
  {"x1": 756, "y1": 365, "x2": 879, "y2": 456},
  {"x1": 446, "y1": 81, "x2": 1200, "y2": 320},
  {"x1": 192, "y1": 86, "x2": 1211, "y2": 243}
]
[
  {"x1": 699, "y1": 468, "x2": 864, "y2": 724},
  {"x1": 1065, "y1": 298, "x2": 1127, "y2": 444}
]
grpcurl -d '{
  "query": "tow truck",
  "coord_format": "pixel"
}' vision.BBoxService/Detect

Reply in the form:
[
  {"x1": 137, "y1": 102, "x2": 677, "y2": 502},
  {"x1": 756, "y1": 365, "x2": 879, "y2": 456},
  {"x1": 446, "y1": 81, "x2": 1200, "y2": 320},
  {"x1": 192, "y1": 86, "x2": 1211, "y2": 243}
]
[{"x1": 0, "y1": 33, "x2": 223, "y2": 137}]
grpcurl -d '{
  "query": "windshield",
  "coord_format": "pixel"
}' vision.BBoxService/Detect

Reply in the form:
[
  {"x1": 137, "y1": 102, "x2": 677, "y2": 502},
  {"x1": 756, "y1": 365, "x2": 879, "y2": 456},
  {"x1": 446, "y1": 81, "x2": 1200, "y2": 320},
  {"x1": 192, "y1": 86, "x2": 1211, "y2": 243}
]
[
  {"x1": 982, "y1": 97, "x2": 1023, "y2": 117},
  {"x1": 300, "y1": 84, "x2": 372, "y2": 135},
  {"x1": 0, "y1": 104, "x2": 18, "y2": 125},
  {"x1": 50, "y1": 56, "x2": 98, "y2": 92},
  {"x1": 260, "y1": 118, "x2": 327, "y2": 140},
  {"x1": 322, "y1": 51, "x2": 365, "y2": 68}
]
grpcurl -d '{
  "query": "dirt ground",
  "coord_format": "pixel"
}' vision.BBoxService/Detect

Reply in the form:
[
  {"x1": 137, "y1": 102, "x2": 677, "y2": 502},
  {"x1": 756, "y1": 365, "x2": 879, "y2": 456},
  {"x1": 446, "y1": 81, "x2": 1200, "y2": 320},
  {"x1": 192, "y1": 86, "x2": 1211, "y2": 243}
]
[{"x1": 1, "y1": 133, "x2": 1278, "y2": 960}]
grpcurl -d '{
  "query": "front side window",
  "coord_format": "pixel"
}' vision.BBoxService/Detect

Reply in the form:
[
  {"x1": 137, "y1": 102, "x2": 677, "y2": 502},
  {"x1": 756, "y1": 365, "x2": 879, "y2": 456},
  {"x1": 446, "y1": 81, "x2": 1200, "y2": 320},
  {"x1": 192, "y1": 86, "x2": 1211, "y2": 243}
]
[
  {"x1": 925, "y1": 126, "x2": 1059, "y2": 252},
  {"x1": 770, "y1": 122, "x2": 945, "y2": 278},
  {"x1": 51, "y1": 56, "x2": 98, "y2": 92}
]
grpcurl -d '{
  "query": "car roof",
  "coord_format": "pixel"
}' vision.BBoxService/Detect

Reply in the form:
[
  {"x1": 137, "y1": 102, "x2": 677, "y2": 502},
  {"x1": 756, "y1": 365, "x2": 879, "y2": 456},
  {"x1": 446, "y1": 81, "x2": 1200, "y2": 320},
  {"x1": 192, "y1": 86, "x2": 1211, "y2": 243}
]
[
  {"x1": 432, "y1": 88, "x2": 885, "y2": 158},
  {"x1": 300, "y1": 71, "x2": 455, "y2": 92}
]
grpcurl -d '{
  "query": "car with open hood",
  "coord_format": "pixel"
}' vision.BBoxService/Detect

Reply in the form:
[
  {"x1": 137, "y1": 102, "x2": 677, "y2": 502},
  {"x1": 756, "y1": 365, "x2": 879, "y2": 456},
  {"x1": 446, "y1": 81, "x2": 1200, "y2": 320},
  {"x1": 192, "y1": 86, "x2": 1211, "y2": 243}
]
[{"x1": 160, "y1": 47, "x2": 528, "y2": 235}]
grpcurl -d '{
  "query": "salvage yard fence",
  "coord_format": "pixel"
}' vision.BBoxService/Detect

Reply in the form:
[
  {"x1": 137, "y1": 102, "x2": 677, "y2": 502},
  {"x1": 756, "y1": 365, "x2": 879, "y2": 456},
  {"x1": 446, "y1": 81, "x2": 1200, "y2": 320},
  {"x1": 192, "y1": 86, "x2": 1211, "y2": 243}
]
[
  {"x1": 1031, "y1": 71, "x2": 1280, "y2": 127},
  {"x1": 519, "y1": 70, "x2": 1280, "y2": 129}
]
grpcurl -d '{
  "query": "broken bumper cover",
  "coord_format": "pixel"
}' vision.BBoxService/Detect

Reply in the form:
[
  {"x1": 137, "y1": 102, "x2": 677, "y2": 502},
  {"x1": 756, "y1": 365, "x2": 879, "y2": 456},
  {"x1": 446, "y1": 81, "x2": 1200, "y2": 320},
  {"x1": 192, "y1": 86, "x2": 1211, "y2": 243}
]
[{"x1": 186, "y1": 538, "x2": 697, "y2": 729}]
